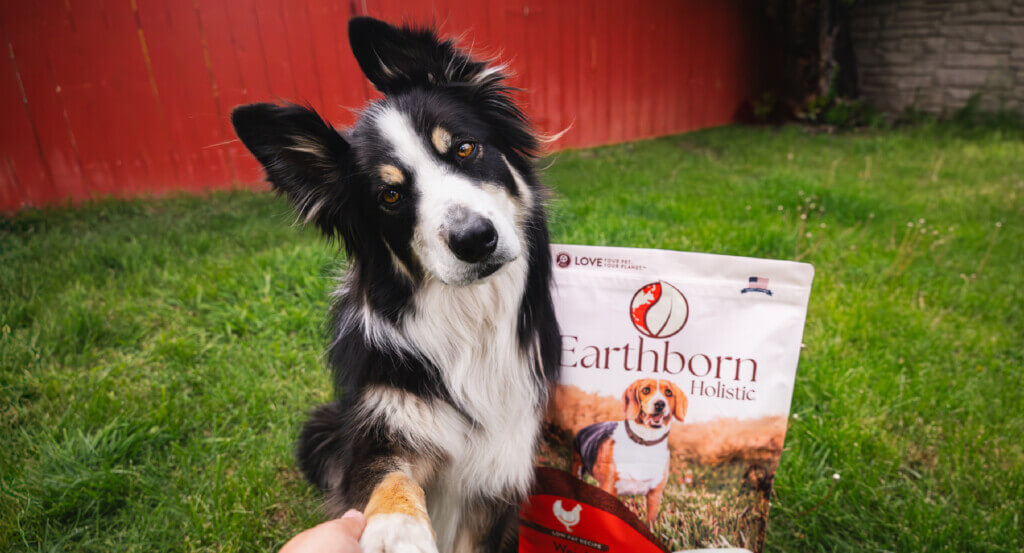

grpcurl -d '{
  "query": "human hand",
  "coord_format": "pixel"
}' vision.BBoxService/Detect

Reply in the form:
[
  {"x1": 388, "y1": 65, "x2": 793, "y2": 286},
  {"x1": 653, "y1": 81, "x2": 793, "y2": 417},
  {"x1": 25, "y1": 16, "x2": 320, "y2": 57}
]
[{"x1": 279, "y1": 510, "x2": 366, "y2": 553}]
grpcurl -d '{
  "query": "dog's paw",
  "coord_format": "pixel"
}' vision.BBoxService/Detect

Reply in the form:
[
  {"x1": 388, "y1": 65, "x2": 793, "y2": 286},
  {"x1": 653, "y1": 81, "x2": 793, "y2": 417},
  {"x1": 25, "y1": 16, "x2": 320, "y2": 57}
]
[{"x1": 360, "y1": 513, "x2": 438, "y2": 553}]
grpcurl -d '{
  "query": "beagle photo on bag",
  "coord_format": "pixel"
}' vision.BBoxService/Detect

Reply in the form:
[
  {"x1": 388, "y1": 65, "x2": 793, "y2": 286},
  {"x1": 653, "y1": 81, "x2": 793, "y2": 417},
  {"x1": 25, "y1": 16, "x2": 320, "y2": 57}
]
[{"x1": 572, "y1": 378, "x2": 688, "y2": 524}]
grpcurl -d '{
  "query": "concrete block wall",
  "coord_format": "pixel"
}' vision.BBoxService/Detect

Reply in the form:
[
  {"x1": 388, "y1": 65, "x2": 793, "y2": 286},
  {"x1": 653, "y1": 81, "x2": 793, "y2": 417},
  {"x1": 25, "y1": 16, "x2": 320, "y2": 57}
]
[{"x1": 851, "y1": 0, "x2": 1024, "y2": 113}]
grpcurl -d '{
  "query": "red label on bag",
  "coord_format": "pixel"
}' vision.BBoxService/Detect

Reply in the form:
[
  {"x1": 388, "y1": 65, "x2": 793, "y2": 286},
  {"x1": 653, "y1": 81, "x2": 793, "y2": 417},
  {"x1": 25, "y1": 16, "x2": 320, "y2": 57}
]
[{"x1": 519, "y1": 468, "x2": 668, "y2": 553}]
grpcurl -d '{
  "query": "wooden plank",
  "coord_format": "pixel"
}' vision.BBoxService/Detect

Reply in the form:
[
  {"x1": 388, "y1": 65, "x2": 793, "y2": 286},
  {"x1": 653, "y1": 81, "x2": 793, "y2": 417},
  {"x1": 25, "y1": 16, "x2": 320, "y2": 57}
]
[
  {"x1": 553, "y1": 0, "x2": 579, "y2": 149},
  {"x1": 195, "y1": 0, "x2": 258, "y2": 185},
  {"x1": 305, "y1": 0, "x2": 365, "y2": 128},
  {"x1": 136, "y1": 0, "x2": 233, "y2": 191},
  {"x1": 203, "y1": 0, "x2": 277, "y2": 185},
  {"x1": 0, "y1": 13, "x2": 52, "y2": 209},
  {"x1": 1, "y1": 1, "x2": 79, "y2": 203},
  {"x1": 56, "y1": 0, "x2": 181, "y2": 197}
]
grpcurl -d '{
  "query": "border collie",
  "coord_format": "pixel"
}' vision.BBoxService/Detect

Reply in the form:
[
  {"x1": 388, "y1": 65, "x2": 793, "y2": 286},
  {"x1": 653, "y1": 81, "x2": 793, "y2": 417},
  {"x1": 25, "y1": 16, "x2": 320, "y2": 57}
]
[{"x1": 231, "y1": 17, "x2": 560, "y2": 553}]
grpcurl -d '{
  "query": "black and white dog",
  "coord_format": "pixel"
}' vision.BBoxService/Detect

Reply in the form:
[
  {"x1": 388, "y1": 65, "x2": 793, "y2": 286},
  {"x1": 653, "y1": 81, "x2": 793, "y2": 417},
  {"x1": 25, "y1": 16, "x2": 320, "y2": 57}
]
[{"x1": 231, "y1": 17, "x2": 560, "y2": 553}]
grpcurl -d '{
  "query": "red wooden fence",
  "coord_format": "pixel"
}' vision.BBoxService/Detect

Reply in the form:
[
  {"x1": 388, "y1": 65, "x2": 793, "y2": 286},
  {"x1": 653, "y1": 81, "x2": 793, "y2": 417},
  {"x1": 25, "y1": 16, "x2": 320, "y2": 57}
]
[{"x1": 0, "y1": 0, "x2": 762, "y2": 211}]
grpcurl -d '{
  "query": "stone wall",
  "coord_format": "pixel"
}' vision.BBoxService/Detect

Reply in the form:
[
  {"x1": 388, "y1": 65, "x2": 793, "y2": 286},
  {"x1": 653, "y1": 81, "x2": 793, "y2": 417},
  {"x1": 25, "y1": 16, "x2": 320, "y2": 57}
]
[{"x1": 851, "y1": 0, "x2": 1024, "y2": 113}]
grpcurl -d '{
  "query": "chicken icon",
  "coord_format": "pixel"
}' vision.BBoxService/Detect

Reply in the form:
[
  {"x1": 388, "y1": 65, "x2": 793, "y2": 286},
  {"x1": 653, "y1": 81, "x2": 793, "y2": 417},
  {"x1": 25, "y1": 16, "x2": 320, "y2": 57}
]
[{"x1": 552, "y1": 499, "x2": 583, "y2": 532}]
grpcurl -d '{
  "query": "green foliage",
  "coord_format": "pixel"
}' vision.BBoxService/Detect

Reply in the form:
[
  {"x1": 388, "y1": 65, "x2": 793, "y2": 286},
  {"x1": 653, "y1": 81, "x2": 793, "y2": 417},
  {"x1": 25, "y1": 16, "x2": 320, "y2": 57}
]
[
  {"x1": 753, "y1": 91, "x2": 778, "y2": 123},
  {"x1": 823, "y1": 98, "x2": 888, "y2": 130},
  {"x1": 797, "y1": 63, "x2": 842, "y2": 124},
  {"x1": 948, "y1": 94, "x2": 1024, "y2": 133},
  {"x1": 796, "y1": 64, "x2": 888, "y2": 130},
  {"x1": 895, "y1": 94, "x2": 1024, "y2": 135},
  {"x1": 896, "y1": 103, "x2": 941, "y2": 127},
  {"x1": 2, "y1": 124, "x2": 1022, "y2": 552}
]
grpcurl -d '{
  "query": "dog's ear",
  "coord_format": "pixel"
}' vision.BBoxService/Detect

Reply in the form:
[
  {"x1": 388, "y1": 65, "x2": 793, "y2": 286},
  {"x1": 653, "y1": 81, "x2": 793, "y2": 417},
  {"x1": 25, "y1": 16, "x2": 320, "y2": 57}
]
[
  {"x1": 348, "y1": 17, "x2": 538, "y2": 158},
  {"x1": 622, "y1": 381, "x2": 641, "y2": 422},
  {"x1": 347, "y1": 17, "x2": 492, "y2": 94},
  {"x1": 231, "y1": 103, "x2": 351, "y2": 236},
  {"x1": 668, "y1": 381, "x2": 688, "y2": 422}
]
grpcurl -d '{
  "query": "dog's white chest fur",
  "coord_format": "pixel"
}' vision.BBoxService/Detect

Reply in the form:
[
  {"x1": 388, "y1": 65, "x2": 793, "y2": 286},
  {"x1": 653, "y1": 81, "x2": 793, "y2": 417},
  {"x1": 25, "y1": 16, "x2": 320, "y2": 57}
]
[
  {"x1": 611, "y1": 422, "x2": 670, "y2": 496},
  {"x1": 403, "y1": 256, "x2": 540, "y2": 551}
]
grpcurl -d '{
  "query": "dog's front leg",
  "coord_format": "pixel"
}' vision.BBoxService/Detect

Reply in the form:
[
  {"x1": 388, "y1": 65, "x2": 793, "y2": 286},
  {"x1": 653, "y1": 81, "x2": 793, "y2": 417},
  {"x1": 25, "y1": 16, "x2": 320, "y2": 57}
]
[
  {"x1": 360, "y1": 467, "x2": 439, "y2": 553},
  {"x1": 645, "y1": 472, "x2": 669, "y2": 525}
]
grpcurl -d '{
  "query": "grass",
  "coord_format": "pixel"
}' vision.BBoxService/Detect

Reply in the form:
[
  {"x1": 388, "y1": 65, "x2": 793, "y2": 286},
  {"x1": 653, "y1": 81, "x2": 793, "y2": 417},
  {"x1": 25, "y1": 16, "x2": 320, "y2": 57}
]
[{"x1": 2, "y1": 123, "x2": 1022, "y2": 552}]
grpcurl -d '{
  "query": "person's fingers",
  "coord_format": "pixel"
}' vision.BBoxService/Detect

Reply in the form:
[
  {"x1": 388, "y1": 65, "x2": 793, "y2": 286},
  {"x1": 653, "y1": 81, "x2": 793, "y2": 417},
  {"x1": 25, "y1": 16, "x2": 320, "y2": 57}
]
[
  {"x1": 333, "y1": 509, "x2": 367, "y2": 539},
  {"x1": 278, "y1": 510, "x2": 366, "y2": 553}
]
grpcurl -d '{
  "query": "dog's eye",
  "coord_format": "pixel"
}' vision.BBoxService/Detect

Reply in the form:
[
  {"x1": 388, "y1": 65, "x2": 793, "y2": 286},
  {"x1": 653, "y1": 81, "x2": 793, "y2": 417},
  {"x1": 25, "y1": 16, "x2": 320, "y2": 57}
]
[
  {"x1": 456, "y1": 142, "x2": 476, "y2": 158},
  {"x1": 380, "y1": 187, "x2": 401, "y2": 205},
  {"x1": 642, "y1": 386, "x2": 651, "y2": 395},
  {"x1": 664, "y1": 388, "x2": 673, "y2": 397}
]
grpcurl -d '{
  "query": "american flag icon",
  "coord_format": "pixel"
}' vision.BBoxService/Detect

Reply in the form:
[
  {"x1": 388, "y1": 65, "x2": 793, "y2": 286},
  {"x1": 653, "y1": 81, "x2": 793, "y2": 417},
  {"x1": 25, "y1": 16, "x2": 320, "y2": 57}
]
[{"x1": 742, "y1": 276, "x2": 773, "y2": 295}]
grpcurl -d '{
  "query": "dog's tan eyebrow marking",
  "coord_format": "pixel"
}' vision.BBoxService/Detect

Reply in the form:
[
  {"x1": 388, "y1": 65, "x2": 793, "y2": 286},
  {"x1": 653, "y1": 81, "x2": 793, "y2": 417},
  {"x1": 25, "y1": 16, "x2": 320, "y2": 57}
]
[
  {"x1": 379, "y1": 164, "x2": 404, "y2": 184},
  {"x1": 431, "y1": 126, "x2": 452, "y2": 154}
]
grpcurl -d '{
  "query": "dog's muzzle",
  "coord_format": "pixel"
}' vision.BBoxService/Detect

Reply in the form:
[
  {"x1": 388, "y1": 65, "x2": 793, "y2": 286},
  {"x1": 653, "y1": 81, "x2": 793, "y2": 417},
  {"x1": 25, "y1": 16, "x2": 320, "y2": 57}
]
[{"x1": 645, "y1": 407, "x2": 670, "y2": 428}]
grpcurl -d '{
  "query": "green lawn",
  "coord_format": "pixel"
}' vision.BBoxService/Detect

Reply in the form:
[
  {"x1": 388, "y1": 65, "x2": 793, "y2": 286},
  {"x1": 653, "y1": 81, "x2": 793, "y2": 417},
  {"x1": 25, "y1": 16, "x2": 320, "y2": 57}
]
[{"x1": 2, "y1": 123, "x2": 1022, "y2": 552}]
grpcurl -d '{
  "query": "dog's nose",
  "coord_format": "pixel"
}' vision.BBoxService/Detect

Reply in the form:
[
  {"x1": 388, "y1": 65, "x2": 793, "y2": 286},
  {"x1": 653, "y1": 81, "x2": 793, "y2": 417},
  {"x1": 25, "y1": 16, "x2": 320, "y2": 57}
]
[
  {"x1": 448, "y1": 216, "x2": 498, "y2": 263},
  {"x1": 653, "y1": 400, "x2": 666, "y2": 412}
]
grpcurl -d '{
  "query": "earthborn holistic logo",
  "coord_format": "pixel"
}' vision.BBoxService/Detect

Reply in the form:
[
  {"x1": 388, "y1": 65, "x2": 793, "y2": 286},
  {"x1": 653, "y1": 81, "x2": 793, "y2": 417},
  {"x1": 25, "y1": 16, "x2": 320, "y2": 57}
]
[
  {"x1": 629, "y1": 281, "x2": 689, "y2": 338},
  {"x1": 741, "y1": 276, "x2": 773, "y2": 296}
]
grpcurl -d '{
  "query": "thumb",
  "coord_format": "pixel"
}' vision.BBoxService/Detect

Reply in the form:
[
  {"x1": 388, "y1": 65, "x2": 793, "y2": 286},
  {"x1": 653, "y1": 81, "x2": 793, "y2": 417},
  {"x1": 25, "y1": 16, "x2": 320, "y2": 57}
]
[{"x1": 334, "y1": 509, "x2": 367, "y2": 538}]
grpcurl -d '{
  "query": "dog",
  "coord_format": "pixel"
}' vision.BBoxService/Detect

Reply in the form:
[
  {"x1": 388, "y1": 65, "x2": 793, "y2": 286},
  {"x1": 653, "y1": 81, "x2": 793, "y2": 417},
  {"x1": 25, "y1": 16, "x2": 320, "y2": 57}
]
[
  {"x1": 571, "y1": 379, "x2": 687, "y2": 524},
  {"x1": 231, "y1": 17, "x2": 560, "y2": 553}
]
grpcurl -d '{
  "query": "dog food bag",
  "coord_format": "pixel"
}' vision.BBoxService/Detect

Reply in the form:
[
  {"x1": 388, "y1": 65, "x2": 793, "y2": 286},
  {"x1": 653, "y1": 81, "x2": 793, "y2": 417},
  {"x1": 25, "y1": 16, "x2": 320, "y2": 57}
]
[{"x1": 519, "y1": 244, "x2": 814, "y2": 553}]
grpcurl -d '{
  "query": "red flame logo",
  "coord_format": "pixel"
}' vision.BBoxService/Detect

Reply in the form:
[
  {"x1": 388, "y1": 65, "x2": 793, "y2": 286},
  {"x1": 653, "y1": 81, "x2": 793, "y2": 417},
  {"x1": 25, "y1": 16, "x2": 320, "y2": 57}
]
[{"x1": 630, "y1": 281, "x2": 689, "y2": 338}]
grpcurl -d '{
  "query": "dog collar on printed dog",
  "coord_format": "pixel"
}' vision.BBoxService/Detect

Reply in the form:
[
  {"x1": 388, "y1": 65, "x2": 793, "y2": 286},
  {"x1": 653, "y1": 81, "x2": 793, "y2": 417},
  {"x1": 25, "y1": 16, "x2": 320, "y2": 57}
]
[{"x1": 625, "y1": 420, "x2": 669, "y2": 446}]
